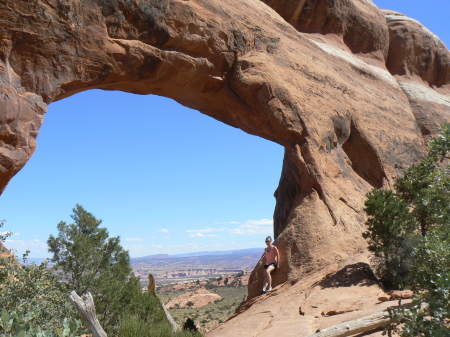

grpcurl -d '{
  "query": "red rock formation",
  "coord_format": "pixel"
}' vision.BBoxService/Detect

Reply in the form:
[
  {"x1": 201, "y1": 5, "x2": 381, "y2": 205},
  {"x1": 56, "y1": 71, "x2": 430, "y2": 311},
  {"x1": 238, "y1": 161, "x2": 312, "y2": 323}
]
[
  {"x1": 0, "y1": 241, "x2": 11, "y2": 258},
  {"x1": 207, "y1": 255, "x2": 411, "y2": 337},
  {"x1": 148, "y1": 274, "x2": 156, "y2": 296},
  {"x1": 1, "y1": 0, "x2": 449, "y2": 319},
  {"x1": 165, "y1": 288, "x2": 222, "y2": 309},
  {"x1": 382, "y1": 10, "x2": 450, "y2": 139},
  {"x1": 260, "y1": 0, "x2": 389, "y2": 56}
]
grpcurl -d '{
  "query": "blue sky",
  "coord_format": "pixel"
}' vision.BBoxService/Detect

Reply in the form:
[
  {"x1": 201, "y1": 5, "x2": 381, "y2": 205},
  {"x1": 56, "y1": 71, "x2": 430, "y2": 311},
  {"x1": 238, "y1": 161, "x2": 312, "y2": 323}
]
[{"x1": 1, "y1": 1, "x2": 449, "y2": 258}]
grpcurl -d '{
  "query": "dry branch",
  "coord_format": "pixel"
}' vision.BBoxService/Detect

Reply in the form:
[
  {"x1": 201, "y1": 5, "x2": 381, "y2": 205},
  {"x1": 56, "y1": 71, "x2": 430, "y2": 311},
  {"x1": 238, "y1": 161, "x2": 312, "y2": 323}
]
[
  {"x1": 148, "y1": 273, "x2": 180, "y2": 331},
  {"x1": 307, "y1": 310, "x2": 390, "y2": 337},
  {"x1": 69, "y1": 291, "x2": 108, "y2": 337},
  {"x1": 161, "y1": 298, "x2": 181, "y2": 331}
]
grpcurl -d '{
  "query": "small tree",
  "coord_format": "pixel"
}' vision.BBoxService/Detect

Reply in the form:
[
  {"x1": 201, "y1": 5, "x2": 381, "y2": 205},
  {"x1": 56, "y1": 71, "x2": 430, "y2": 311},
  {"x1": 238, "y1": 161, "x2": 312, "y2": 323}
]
[
  {"x1": 363, "y1": 124, "x2": 450, "y2": 335},
  {"x1": 186, "y1": 301, "x2": 195, "y2": 309},
  {"x1": 47, "y1": 204, "x2": 142, "y2": 334},
  {"x1": 47, "y1": 204, "x2": 133, "y2": 293},
  {"x1": 395, "y1": 123, "x2": 450, "y2": 235},
  {"x1": 362, "y1": 189, "x2": 417, "y2": 288}
]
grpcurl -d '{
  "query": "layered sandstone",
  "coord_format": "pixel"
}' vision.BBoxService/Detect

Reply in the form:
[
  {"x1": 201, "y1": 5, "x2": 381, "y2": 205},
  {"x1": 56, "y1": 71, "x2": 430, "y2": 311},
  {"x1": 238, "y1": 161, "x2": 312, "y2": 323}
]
[{"x1": 1, "y1": 1, "x2": 449, "y2": 332}]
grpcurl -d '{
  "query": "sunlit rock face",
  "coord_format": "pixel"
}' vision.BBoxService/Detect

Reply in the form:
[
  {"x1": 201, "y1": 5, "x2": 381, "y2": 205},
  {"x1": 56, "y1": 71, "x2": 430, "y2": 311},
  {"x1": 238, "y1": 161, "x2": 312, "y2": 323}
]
[
  {"x1": 1, "y1": 0, "x2": 449, "y2": 302},
  {"x1": 260, "y1": 0, "x2": 389, "y2": 55},
  {"x1": 381, "y1": 10, "x2": 450, "y2": 139}
]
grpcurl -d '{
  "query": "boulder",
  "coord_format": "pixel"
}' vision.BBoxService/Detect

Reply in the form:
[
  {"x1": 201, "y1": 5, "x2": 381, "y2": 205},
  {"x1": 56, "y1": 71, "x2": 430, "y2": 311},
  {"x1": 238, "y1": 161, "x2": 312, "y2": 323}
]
[
  {"x1": 377, "y1": 295, "x2": 390, "y2": 302},
  {"x1": 0, "y1": 241, "x2": 11, "y2": 258}
]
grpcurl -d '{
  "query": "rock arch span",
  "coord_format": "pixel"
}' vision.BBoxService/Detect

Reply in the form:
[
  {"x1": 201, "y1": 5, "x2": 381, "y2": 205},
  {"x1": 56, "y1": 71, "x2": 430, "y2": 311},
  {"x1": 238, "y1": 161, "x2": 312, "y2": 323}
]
[{"x1": 1, "y1": 0, "x2": 449, "y2": 299}]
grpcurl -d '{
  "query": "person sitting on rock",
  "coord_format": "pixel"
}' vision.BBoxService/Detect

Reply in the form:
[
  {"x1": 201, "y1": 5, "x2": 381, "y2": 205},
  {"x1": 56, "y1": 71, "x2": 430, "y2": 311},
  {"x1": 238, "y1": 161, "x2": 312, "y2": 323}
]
[{"x1": 262, "y1": 236, "x2": 280, "y2": 294}]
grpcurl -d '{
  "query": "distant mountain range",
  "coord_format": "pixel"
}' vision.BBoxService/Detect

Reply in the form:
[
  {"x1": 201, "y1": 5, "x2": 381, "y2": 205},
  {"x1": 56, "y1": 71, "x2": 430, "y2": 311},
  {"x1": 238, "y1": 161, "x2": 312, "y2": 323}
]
[
  {"x1": 131, "y1": 248, "x2": 262, "y2": 268},
  {"x1": 132, "y1": 247, "x2": 262, "y2": 260},
  {"x1": 21, "y1": 248, "x2": 263, "y2": 285},
  {"x1": 24, "y1": 247, "x2": 263, "y2": 270},
  {"x1": 131, "y1": 248, "x2": 263, "y2": 284}
]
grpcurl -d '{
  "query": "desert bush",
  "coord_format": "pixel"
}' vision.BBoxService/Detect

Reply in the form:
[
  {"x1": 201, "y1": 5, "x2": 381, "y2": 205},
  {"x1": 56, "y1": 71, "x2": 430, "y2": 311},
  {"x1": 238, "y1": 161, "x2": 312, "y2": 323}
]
[
  {"x1": 0, "y1": 310, "x2": 81, "y2": 337},
  {"x1": 363, "y1": 189, "x2": 418, "y2": 288},
  {"x1": 119, "y1": 315, "x2": 201, "y2": 337},
  {"x1": 0, "y1": 222, "x2": 83, "y2": 336},
  {"x1": 387, "y1": 273, "x2": 450, "y2": 337}
]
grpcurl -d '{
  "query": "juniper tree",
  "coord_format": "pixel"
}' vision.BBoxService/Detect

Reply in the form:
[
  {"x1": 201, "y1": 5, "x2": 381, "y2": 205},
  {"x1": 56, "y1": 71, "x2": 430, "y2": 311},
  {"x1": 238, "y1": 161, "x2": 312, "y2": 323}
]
[
  {"x1": 363, "y1": 124, "x2": 450, "y2": 336},
  {"x1": 47, "y1": 204, "x2": 142, "y2": 334},
  {"x1": 363, "y1": 189, "x2": 417, "y2": 288}
]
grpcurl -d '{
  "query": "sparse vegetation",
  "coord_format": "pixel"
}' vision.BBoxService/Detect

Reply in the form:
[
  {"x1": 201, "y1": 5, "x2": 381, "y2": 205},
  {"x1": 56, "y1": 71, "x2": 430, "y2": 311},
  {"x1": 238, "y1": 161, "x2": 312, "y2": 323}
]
[
  {"x1": 1, "y1": 207, "x2": 249, "y2": 336},
  {"x1": 158, "y1": 278, "x2": 247, "y2": 333},
  {"x1": 182, "y1": 318, "x2": 198, "y2": 333},
  {"x1": 47, "y1": 204, "x2": 180, "y2": 335},
  {"x1": 119, "y1": 316, "x2": 201, "y2": 337}
]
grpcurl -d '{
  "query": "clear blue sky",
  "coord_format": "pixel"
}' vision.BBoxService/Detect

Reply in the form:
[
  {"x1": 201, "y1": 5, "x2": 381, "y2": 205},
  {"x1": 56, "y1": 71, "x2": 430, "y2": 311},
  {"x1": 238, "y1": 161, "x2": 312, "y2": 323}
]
[{"x1": 1, "y1": 1, "x2": 448, "y2": 258}]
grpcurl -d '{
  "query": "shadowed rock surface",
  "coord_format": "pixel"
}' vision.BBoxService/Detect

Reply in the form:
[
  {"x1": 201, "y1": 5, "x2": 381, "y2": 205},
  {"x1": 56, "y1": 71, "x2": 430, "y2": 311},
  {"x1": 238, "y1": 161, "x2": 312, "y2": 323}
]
[{"x1": 1, "y1": 1, "x2": 449, "y2": 334}]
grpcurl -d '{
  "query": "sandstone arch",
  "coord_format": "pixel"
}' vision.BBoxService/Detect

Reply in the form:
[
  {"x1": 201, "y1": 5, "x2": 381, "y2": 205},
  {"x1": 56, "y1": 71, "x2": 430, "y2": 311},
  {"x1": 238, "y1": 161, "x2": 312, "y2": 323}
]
[{"x1": 1, "y1": 0, "x2": 449, "y2": 302}]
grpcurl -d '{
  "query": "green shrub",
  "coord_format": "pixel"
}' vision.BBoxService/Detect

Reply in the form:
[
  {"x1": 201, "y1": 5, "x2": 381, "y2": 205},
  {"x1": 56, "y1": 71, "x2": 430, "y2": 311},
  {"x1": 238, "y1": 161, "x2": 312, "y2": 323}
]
[
  {"x1": 119, "y1": 315, "x2": 201, "y2": 337},
  {"x1": 363, "y1": 189, "x2": 417, "y2": 288},
  {"x1": 0, "y1": 309, "x2": 81, "y2": 337},
  {"x1": 0, "y1": 222, "x2": 83, "y2": 336},
  {"x1": 387, "y1": 273, "x2": 450, "y2": 337},
  {"x1": 363, "y1": 124, "x2": 450, "y2": 335},
  {"x1": 408, "y1": 229, "x2": 450, "y2": 291}
]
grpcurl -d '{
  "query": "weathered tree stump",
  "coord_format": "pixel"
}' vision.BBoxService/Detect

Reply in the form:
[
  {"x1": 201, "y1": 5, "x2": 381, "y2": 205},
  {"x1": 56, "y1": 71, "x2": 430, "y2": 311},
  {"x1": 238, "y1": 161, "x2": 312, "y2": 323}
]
[
  {"x1": 162, "y1": 301, "x2": 181, "y2": 332},
  {"x1": 69, "y1": 291, "x2": 107, "y2": 337}
]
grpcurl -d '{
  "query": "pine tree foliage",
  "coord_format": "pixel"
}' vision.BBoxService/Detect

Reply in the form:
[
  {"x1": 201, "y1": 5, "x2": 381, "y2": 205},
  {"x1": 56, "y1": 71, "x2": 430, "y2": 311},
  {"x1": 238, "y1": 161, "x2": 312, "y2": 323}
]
[
  {"x1": 395, "y1": 124, "x2": 450, "y2": 235},
  {"x1": 47, "y1": 204, "x2": 142, "y2": 334},
  {"x1": 363, "y1": 124, "x2": 450, "y2": 336}
]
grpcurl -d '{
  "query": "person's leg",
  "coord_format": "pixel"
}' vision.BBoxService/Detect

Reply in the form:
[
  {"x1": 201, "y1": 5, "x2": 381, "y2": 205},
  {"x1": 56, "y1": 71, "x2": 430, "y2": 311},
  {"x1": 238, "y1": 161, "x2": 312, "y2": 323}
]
[
  {"x1": 265, "y1": 265, "x2": 275, "y2": 290},
  {"x1": 263, "y1": 267, "x2": 269, "y2": 291}
]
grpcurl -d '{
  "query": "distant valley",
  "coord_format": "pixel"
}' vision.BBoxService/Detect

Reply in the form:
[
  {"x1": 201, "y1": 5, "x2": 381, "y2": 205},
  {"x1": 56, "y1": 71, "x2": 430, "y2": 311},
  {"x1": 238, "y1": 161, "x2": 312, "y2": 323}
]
[{"x1": 130, "y1": 248, "x2": 262, "y2": 285}]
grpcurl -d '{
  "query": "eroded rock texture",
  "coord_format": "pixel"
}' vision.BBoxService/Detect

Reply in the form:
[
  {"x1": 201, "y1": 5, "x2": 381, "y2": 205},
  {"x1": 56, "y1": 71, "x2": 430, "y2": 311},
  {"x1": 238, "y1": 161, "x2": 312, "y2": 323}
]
[{"x1": 1, "y1": 0, "x2": 449, "y2": 309}]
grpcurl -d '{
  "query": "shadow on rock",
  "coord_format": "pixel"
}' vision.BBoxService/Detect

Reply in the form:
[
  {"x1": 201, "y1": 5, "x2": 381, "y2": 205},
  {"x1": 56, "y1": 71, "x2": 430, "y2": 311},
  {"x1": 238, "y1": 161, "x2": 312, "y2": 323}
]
[{"x1": 317, "y1": 262, "x2": 379, "y2": 289}]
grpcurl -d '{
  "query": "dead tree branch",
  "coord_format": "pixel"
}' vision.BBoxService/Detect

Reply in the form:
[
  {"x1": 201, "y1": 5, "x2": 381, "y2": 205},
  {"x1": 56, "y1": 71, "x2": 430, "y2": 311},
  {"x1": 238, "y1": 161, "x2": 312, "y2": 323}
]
[{"x1": 69, "y1": 291, "x2": 107, "y2": 337}]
